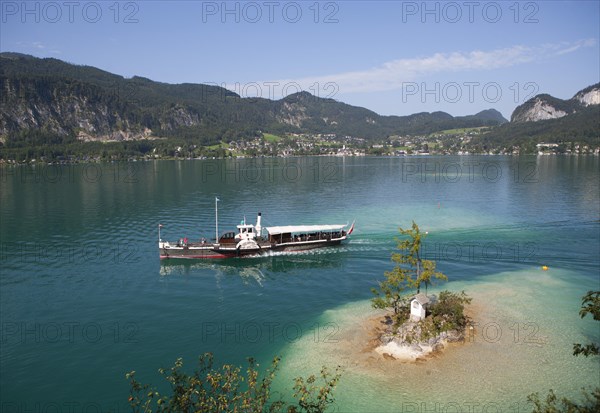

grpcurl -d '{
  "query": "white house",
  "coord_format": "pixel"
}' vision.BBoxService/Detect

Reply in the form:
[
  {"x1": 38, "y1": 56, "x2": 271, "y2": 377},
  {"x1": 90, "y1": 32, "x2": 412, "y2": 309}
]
[{"x1": 410, "y1": 293, "x2": 430, "y2": 321}]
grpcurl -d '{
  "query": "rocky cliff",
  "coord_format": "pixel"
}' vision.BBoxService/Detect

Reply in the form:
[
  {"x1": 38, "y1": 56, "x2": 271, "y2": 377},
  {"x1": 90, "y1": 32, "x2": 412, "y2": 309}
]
[
  {"x1": 0, "y1": 76, "x2": 153, "y2": 142},
  {"x1": 574, "y1": 84, "x2": 600, "y2": 106},
  {"x1": 0, "y1": 53, "x2": 507, "y2": 145},
  {"x1": 511, "y1": 84, "x2": 600, "y2": 123}
]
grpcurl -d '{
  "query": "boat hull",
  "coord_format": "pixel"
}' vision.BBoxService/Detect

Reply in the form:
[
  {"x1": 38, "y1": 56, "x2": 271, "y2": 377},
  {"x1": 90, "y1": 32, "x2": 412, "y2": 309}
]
[{"x1": 160, "y1": 237, "x2": 345, "y2": 260}]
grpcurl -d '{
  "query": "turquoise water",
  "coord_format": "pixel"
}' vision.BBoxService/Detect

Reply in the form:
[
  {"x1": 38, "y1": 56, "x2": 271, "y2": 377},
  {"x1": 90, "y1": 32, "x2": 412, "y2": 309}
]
[{"x1": 1, "y1": 156, "x2": 598, "y2": 411}]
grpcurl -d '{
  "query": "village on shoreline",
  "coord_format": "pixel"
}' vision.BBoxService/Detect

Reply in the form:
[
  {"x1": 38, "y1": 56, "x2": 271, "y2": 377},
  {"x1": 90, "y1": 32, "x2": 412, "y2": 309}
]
[{"x1": 2, "y1": 129, "x2": 599, "y2": 165}]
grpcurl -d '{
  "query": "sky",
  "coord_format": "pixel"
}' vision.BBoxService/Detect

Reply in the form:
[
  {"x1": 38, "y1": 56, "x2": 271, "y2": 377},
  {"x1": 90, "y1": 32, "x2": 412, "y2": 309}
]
[{"x1": 1, "y1": 0, "x2": 599, "y2": 119}]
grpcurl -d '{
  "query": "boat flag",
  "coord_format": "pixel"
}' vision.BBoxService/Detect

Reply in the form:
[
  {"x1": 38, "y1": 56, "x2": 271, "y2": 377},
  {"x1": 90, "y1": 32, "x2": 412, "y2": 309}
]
[
  {"x1": 348, "y1": 220, "x2": 355, "y2": 235},
  {"x1": 159, "y1": 223, "x2": 163, "y2": 228}
]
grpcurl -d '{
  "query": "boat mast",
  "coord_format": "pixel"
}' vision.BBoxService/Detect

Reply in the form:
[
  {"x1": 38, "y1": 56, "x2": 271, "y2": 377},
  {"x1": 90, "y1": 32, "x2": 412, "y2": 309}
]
[{"x1": 215, "y1": 197, "x2": 219, "y2": 243}]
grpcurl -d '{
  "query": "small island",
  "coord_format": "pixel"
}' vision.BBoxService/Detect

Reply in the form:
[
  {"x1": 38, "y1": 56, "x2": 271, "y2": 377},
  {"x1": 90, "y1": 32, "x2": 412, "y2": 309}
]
[{"x1": 371, "y1": 222, "x2": 473, "y2": 361}]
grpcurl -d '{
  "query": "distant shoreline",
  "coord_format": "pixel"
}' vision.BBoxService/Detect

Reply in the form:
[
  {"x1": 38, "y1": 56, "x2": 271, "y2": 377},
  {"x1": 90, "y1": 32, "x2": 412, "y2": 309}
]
[{"x1": 1, "y1": 152, "x2": 599, "y2": 166}]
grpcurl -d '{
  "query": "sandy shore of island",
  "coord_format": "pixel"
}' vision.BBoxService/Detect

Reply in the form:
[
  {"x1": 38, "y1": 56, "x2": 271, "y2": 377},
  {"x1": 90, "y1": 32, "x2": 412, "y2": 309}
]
[
  {"x1": 375, "y1": 298, "x2": 485, "y2": 362},
  {"x1": 375, "y1": 340, "x2": 439, "y2": 361},
  {"x1": 337, "y1": 298, "x2": 484, "y2": 364},
  {"x1": 274, "y1": 269, "x2": 597, "y2": 411}
]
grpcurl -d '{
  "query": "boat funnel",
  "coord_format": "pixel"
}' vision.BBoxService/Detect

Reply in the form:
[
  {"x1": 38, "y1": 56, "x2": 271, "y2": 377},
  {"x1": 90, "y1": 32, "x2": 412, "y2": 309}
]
[{"x1": 256, "y1": 212, "x2": 262, "y2": 236}]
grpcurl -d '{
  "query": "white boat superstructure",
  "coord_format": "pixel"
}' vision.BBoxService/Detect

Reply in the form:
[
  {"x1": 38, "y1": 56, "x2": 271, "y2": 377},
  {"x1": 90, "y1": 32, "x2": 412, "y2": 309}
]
[{"x1": 159, "y1": 200, "x2": 354, "y2": 259}]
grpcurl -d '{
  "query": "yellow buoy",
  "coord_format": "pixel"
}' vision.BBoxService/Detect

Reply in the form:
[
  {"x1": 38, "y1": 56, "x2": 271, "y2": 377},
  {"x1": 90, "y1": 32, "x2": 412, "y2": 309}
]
[{"x1": 542, "y1": 265, "x2": 549, "y2": 271}]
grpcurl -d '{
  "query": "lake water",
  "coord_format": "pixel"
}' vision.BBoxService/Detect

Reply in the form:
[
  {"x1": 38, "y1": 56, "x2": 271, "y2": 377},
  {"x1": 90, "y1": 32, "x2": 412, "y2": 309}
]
[{"x1": 1, "y1": 156, "x2": 599, "y2": 412}]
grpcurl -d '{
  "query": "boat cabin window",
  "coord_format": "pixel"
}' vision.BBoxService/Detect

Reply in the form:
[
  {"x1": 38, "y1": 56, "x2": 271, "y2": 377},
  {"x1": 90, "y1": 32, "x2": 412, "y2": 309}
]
[{"x1": 220, "y1": 232, "x2": 236, "y2": 239}]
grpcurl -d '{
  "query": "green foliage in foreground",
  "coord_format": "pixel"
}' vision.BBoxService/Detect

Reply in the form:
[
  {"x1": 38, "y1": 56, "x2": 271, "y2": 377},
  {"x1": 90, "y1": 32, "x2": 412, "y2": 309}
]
[
  {"x1": 573, "y1": 291, "x2": 600, "y2": 357},
  {"x1": 125, "y1": 353, "x2": 341, "y2": 413},
  {"x1": 528, "y1": 389, "x2": 600, "y2": 413},
  {"x1": 528, "y1": 290, "x2": 600, "y2": 413}
]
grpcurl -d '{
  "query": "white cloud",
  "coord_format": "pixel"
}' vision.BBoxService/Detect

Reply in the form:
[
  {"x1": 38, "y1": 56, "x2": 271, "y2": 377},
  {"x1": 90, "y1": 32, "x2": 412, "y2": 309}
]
[
  {"x1": 266, "y1": 39, "x2": 596, "y2": 94},
  {"x1": 13, "y1": 41, "x2": 61, "y2": 56},
  {"x1": 15, "y1": 41, "x2": 46, "y2": 50}
]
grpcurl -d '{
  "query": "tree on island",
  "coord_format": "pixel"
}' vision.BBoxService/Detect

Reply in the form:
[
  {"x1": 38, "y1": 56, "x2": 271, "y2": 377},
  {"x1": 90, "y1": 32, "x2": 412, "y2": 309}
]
[
  {"x1": 371, "y1": 221, "x2": 448, "y2": 320},
  {"x1": 528, "y1": 290, "x2": 600, "y2": 413},
  {"x1": 126, "y1": 353, "x2": 341, "y2": 413}
]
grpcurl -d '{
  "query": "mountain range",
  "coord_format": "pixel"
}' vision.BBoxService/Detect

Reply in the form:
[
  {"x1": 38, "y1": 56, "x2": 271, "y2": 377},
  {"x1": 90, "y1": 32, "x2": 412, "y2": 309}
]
[
  {"x1": 0, "y1": 52, "x2": 598, "y2": 154},
  {"x1": 0, "y1": 52, "x2": 506, "y2": 146},
  {"x1": 480, "y1": 83, "x2": 599, "y2": 148},
  {"x1": 511, "y1": 83, "x2": 599, "y2": 122}
]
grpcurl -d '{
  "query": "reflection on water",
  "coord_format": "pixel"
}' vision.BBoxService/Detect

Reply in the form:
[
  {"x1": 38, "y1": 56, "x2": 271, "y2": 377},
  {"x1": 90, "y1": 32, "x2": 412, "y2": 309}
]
[
  {"x1": 1, "y1": 157, "x2": 598, "y2": 408},
  {"x1": 159, "y1": 259, "x2": 268, "y2": 285},
  {"x1": 159, "y1": 249, "x2": 347, "y2": 285}
]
